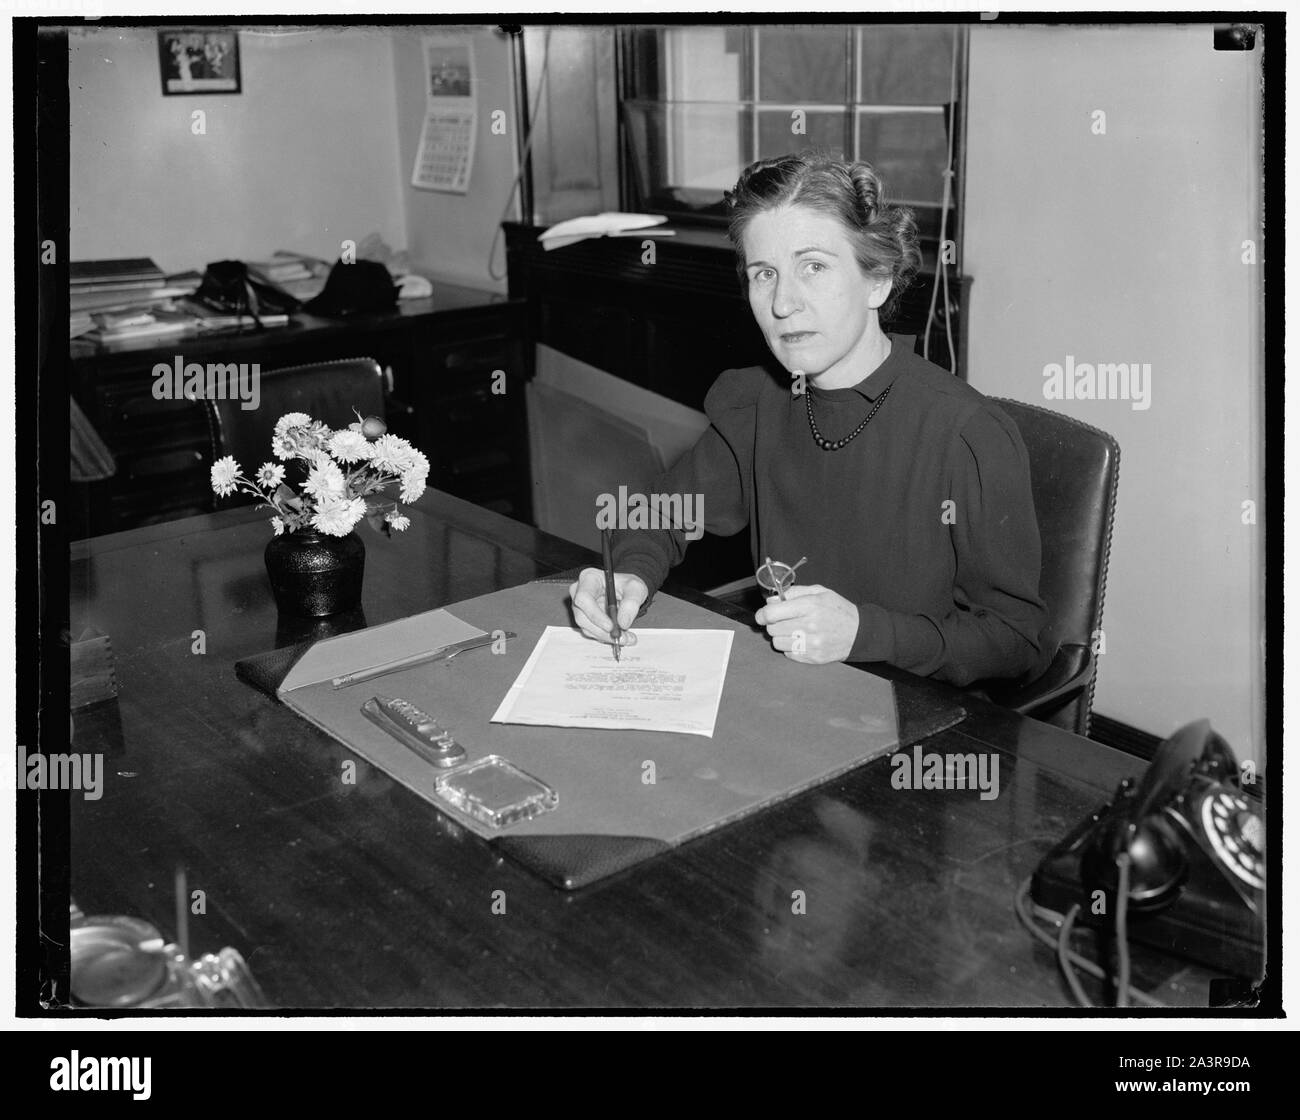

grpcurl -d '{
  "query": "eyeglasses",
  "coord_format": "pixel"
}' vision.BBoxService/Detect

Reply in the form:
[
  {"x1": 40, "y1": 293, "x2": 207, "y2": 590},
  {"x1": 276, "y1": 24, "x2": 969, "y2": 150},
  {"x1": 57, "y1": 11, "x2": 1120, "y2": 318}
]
[{"x1": 755, "y1": 555, "x2": 807, "y2": 602}]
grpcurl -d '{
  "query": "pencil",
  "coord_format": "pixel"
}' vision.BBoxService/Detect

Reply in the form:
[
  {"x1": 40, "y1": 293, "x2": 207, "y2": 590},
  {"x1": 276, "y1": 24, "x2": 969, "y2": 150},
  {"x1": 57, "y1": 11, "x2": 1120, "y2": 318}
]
[{"x1": 602, "y1": 527, "x2": 621, "y2": 662}]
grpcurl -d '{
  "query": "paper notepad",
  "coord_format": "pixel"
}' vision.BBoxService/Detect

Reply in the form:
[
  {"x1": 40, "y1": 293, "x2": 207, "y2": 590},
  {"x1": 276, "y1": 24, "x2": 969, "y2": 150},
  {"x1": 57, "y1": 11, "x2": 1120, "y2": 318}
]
[{"x1": 491, "y1": 627, "x2": 734, "y2": 737}]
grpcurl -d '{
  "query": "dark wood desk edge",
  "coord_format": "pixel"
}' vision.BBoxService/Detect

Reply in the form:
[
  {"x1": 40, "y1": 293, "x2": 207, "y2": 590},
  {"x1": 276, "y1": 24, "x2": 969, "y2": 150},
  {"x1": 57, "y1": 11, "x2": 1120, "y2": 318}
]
[
  {"x1": 69, "y1": 287, "x2": 522, "y2": 365},
  {"x1": 71, "y1": 489, "x2": 594, "y2": 571}
]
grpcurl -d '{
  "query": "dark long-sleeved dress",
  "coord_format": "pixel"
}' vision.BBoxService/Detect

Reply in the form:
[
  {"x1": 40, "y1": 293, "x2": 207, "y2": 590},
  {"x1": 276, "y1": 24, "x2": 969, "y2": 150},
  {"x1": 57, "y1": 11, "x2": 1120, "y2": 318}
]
[{"x1": 612, "y1": 335, "x2": 1052, "y2": 687}]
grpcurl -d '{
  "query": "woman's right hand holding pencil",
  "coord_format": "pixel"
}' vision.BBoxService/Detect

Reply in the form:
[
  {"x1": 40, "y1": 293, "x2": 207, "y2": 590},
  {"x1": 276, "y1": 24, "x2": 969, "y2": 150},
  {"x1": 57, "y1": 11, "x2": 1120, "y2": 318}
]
[{"x1": 569, "y1": 569, "x2": 648, "y2": 648}]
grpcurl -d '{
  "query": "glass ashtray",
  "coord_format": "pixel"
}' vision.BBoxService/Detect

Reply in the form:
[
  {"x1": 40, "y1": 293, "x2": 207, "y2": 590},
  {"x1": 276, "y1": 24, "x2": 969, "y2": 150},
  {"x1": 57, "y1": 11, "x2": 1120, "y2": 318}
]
[{"x1": 434, "y1": 755, "x2": 558, "y2": 829}]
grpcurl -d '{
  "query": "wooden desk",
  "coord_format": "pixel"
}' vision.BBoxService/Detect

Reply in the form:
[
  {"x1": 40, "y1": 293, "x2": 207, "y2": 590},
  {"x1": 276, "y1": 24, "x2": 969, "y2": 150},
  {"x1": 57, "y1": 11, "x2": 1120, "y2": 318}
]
[
  {"x1": 69, "y1": 283, "x2": 530, "y2": 536},
  {"x1": 66, "y1": 495, "x2": 1219, "y2": 1009}
]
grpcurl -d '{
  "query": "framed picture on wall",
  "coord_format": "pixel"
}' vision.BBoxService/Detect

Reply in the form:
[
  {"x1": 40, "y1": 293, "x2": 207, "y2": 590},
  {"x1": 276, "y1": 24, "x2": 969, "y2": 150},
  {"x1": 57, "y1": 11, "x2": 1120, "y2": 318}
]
[{"x1": 158, "y1": 29, "x2": 241, "y2": 95}]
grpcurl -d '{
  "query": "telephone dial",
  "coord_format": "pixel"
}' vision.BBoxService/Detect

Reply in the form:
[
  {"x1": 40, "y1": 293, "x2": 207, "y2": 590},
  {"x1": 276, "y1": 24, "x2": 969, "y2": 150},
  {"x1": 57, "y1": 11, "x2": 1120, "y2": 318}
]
[{"x1": 1031, "y1": 719, "x2": 1264, "y2": 979}]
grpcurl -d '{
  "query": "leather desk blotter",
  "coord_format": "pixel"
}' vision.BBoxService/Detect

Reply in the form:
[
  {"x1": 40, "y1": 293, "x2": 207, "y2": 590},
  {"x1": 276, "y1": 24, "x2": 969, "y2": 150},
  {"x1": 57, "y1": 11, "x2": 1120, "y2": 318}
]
[{"x1": 236, "y1": 581, "x2": 965, "y2": 889}]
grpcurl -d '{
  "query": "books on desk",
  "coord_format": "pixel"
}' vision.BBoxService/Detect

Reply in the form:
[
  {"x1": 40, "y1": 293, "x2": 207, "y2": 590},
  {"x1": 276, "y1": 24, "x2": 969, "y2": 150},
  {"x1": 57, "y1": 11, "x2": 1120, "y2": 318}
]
[
  {"x1": 70, "y1": 285, "x2": 196, "y2": 314},
  {"x1": 81, "y1": 309, "x2": 192, "y2": 343},
  {"x1": 71, "y1": 255, "x2": 318, "y2": 341},
  {"x1": 71, "y1": 289, "x2": 197, "y2": 340},
  {"x1": 69, "y1": 260, "x2": 203, "y2": 338},
  {"x1": 249, "y1": 251, "x2": 330, "y2": 302},
  {"x1": 248, "y1": 252, "x2": 317, "y2": 284},
  {"x1": 80, "y1": 298, "x2": 289, "y2": 343},
  {"x1": 70, "y1": 256, "x2": 166, "y2": 292}
]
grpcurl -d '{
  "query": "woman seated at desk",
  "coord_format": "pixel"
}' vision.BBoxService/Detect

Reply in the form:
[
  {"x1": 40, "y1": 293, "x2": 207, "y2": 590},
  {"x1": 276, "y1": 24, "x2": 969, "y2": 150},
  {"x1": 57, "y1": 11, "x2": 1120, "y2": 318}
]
[{"x1": 571, "y1": 152, "x2": 1050, "y2": 688}]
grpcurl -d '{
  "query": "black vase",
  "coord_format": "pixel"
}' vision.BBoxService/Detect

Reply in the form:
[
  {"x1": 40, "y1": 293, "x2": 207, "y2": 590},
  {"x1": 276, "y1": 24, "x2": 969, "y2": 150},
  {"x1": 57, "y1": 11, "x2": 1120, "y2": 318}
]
[{"x1": 264, "y1": 530, "x2": 365, "y2": 618}]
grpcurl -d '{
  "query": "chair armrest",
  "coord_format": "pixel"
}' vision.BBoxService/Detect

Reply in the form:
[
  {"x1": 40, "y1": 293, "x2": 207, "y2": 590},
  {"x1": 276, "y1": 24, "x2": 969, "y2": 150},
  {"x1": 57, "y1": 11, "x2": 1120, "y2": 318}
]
[
  {"x1": 985, "y1": 643, "x2": 1094, "y2": 718},
  {"x1": 706, "y1": 575, "x2": 758, "y2": 599}
]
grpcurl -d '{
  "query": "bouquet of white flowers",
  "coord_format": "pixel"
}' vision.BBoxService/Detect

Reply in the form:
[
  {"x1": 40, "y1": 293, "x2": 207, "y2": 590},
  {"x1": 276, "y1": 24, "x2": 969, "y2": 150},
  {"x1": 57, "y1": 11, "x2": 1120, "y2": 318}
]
[{"x1": 210, "y1": 410, "x2": 429, "y2": 537}]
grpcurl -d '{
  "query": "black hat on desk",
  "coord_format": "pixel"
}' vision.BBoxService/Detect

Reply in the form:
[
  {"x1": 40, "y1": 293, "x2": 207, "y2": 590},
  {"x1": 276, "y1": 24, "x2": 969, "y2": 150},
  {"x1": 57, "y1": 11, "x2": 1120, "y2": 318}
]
[{"x1": 302, "y1": 259, "x2": 400, "y2": 317}]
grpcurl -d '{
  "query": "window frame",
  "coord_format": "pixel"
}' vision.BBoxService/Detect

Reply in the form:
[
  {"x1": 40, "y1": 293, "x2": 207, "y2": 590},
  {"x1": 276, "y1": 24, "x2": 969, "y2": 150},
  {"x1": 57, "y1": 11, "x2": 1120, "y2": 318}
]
[{"x1": 615, "y1": 23, "x2": 967, "y2": 254}]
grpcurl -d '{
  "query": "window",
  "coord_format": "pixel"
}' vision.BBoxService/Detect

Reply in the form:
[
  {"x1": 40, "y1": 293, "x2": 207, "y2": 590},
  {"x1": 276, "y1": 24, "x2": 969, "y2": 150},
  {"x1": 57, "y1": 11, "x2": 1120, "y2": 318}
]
[{"x1": 618, "y1": 24, "x2": 965, "y2": 245}]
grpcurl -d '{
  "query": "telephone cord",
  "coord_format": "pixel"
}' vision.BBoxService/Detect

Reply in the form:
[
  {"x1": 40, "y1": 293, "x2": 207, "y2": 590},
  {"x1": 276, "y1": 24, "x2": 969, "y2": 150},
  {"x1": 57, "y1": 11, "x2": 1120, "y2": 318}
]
[{"x1": 1014, "y1": 877, "x2": 1165, "y2": 1008}]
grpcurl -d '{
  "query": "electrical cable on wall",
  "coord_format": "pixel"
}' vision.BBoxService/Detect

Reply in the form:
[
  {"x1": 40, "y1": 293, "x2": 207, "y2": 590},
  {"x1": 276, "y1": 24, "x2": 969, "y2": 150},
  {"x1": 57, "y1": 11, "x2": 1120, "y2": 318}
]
[
  {"x1": 487, "y1": 28, "x2": 552, "y2": 282},
  {"x1": 923, "y1": 27, "x2": 961, "y2": 375}
]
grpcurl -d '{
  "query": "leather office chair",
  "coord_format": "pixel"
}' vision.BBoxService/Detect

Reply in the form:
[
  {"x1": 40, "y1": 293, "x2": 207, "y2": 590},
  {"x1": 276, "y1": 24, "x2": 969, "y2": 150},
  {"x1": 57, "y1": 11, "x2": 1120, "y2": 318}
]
[
  {"x1": 979, "y1": 398, "x2": 1120, "y2": 737},
  {"x1": 203, "y1": 356, "x2": 387, "y2": 493},
  {"x1": 706, "y1": 399, "x2": 1120, "y2": 738}
]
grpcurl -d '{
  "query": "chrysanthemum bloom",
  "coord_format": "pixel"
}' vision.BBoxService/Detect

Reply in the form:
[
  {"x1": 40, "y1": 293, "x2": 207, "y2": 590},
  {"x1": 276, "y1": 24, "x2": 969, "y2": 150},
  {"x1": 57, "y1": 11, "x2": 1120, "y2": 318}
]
[
  {"x1": 311, "y1": 495, "x2": 367, "y2": 536},
  {"x1": 328, "y1": 429, "x2": 375, "y2": 465},
  {"x1": 369, "y1": 434, "x2": 418, "y2": 474},
  {"x1": 273, "y1": 412, "x2": 312, "y2": 436},
  {"x1": 210, "y1": 456, "x2": 240, "y2": 497},
  {"x1": 302, "y1": 461, "x2": 346, "y2": 501}
]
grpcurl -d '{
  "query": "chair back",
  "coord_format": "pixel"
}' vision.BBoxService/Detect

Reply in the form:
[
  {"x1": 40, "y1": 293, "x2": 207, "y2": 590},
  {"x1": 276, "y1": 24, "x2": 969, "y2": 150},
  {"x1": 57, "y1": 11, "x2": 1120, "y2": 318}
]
[
  {"x1": 993, "y1": 398, "x2": 1120, "y2": 731},
  {"x1": 206, "y1": 357, "x2": 386, "y2": 482}
]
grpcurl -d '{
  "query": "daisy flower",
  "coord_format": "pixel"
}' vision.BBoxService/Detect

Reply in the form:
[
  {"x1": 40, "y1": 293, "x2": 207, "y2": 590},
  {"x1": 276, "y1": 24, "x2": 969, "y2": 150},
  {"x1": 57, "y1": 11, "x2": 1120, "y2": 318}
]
[
  {"x1": 210, "y1": 456, "x2": 241, "y2": 497},
  {"x1": 270, "y1": 516, "x2": 286, "y2": 536},
  {"x1": 271, "y1": 433, "x2": 297, "y2": 461},
  {"x1": 385, "y1": 512, "x2": 411, "y2": 532},
  {"x1": 255, "y1": 462, "x2": 286, "y2": 491}
]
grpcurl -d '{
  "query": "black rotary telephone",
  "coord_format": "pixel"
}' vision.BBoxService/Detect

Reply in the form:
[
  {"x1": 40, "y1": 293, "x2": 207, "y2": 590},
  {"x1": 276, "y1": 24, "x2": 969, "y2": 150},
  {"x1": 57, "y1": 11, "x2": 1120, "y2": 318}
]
[{"x1": 1031, "y1": 719, "x2": 1264, "y2": 978}]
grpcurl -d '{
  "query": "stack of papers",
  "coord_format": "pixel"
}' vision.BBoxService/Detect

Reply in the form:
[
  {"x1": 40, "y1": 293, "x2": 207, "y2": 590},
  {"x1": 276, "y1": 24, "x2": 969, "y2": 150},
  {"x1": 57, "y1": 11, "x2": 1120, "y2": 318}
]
[
  {"x1": 491, "y1": 626, "x2": 734, "y2": 738},
  {"x1": 539, "y1": 212, "x2": 672, "y2": 251}
]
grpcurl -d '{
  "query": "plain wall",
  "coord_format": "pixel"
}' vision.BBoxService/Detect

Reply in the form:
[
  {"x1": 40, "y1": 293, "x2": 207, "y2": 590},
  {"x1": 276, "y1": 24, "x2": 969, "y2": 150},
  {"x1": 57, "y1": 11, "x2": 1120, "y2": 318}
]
[
  {"x1": 963, "y1": 25, "x2": 1263, "y2": 762},
  {"x1": 69, "y1": 26, "x2": 407, "y2": 273},
  {"x1": 390, "y1": 26, "x2": 519, "y2": 292}
]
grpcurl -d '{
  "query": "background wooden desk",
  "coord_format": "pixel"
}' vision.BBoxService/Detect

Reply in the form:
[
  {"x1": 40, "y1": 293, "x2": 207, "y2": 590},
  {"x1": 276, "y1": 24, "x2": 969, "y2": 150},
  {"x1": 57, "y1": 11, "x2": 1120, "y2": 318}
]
[
  {"x1": 67, "y1": 494, "x2": 1219, "y2": 1009},
  {"x1": 69, "y1": 283, "x2": 530, "y2": 536}
]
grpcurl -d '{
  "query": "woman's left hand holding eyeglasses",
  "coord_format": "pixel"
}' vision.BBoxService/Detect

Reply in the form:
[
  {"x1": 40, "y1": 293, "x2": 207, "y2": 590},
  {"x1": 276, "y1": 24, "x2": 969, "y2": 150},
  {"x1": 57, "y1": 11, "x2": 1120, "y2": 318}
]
[{"x1": 756, "y1": 585, "x2": 859, "y2": 664}]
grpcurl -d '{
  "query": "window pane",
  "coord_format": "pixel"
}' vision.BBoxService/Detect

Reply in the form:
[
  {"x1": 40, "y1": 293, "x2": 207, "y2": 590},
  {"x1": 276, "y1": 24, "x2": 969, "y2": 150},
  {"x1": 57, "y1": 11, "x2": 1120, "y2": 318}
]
[
  {"x1": 858, "y1": 26, "x2": 957, "y2": 104},
  {"x1": 856, "y1": 110, "x2": 949, "y2": 203},
  {"x1": 662, "y1": 26, "x2": 748, "y2": 101},
  {"x1": 758, "y1": 27, "x2": 847, "y2": 103},
  {"x1": 623, "y1": 99, "x2": 753, "y2": 198},
  {"x1": 758, "y1": 109, "x2": 846, "y2": 162}
]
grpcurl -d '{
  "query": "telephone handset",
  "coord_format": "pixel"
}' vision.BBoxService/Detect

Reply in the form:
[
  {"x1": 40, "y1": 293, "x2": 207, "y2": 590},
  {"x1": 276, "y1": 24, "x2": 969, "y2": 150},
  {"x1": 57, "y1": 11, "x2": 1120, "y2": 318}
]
[{"x1": 1032, "y1": 719, "x2": 1264, "y2": 978}]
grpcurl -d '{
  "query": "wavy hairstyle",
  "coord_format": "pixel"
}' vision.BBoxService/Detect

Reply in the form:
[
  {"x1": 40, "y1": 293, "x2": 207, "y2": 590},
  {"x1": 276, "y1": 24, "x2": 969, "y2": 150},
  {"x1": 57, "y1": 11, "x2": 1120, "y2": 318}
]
[{"x1": 724, "y1": 151, "x2": 921, "y2": 320}]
